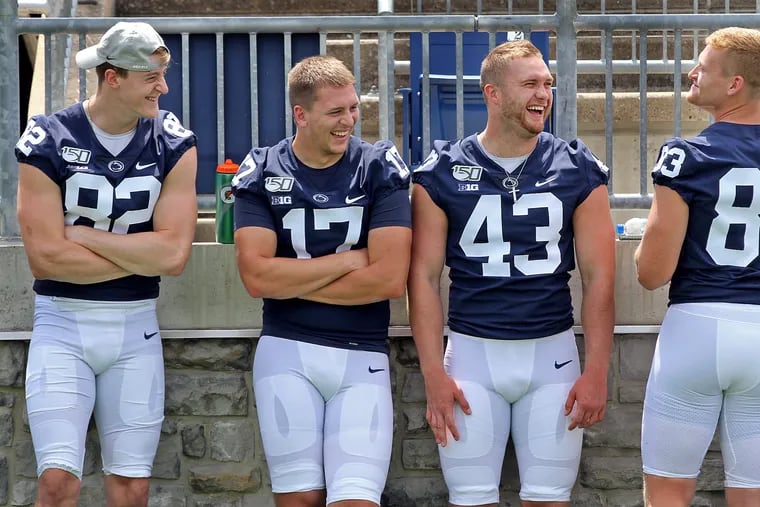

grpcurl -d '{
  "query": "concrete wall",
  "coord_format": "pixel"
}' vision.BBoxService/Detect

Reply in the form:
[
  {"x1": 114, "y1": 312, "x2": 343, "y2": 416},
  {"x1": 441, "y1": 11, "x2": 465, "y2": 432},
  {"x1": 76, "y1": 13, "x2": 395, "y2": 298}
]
[
  {"x1": 0, "y1": 240, "x2": 730, "y2": 506},
  {"x1": 0, "y1": 240, "x2": 671, "y2": 334}
]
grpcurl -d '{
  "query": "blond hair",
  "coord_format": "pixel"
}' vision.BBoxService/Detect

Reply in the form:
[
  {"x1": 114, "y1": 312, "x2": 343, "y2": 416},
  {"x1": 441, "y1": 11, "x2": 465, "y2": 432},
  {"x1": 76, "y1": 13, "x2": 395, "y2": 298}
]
[
  {"x1": 480, "y1": 39, "x2": 544, "y2": 90},
  {"x1": 705, "y1": 27, "x2": 760, "y2": 91},
  {"x1": 288, "y1": 55, "x2": 355, "y2": 109}
]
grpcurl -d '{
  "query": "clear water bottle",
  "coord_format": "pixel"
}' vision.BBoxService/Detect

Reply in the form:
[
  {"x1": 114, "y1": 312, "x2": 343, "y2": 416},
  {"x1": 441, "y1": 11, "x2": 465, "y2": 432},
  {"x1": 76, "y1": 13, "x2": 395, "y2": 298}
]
[{"x1": 623, "y1": 217, "x2": 647, "y2": 238}]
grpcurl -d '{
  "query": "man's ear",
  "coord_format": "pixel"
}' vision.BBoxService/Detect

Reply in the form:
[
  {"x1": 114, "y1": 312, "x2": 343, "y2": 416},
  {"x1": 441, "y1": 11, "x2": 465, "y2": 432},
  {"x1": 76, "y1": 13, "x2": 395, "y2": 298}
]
[
  {"x1": 727, "y1": 74, "x2": 745, "y2": 96},
  {"x1": 104, "y1": 68, "x2": 122, "y2": 89},
  {"x1": 482, "y1": 82, "x2": 499, "y2": 105},
  {"x1": 292, "y1": 104, "x2": 308, "y2": 127}
]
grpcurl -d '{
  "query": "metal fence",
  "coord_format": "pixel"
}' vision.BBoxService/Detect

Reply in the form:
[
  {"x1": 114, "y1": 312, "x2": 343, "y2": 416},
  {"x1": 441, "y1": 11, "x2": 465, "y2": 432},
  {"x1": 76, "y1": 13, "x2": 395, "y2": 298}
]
[{"x1": 3, "y1": 0, "x2": 760, "y2": 238}]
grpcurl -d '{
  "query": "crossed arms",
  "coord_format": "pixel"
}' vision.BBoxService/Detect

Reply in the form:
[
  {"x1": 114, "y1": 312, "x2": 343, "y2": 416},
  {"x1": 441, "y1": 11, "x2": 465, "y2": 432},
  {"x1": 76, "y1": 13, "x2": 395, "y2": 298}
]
[
  {"x1": 17, "y1": 148, "x2": 198, "y2": 283},
  {"x1": 234, "y1": 223, "x2": 411, "y2": 306}
]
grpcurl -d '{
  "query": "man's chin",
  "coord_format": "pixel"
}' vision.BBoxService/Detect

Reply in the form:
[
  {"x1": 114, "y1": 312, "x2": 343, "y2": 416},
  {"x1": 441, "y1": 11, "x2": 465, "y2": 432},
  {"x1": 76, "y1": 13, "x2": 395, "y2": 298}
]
[
  {"x1": 141, "y1": 106, "x2": 160, "y2": 119},
  {"x1": 685, "y1": 93, "x2": 698, "y2": 106},
  {"x1": 327, "y1": 145, "x2": 349, "y2": 156},
  {"x1": 525, "y1": 123, "x2": 544, "y2": 136},
  {"x1": 522, "y1": 115, "x2": 547, "y2": 135}
]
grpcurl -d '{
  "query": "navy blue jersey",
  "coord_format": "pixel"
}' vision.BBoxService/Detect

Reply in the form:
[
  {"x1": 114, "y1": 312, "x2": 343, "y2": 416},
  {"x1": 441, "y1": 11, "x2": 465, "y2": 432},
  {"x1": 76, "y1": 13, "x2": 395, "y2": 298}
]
[
  {"x1": 232, "y1": 136, "x2": 411, "y2": 353},
  {"x1": 652, "y1": 122, "x2": 760, "y2": 305},
  {"x1": 413, "y1": 132, "x2": 609, "y2": 340},
  {"x1": 15, "y1": 102, "x2": 196, "y2": 301}
]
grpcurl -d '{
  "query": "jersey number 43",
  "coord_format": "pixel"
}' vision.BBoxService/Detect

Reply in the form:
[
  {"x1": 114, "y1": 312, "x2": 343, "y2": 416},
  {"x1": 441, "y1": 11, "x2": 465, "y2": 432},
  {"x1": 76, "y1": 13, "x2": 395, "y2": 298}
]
[{"x1": 460, "y1": 193, "x2": 563, "y2": 277}]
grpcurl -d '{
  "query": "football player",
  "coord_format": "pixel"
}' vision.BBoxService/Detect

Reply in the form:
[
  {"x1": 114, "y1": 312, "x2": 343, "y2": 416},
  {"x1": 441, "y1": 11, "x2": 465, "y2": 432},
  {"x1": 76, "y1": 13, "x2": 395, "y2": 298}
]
[
  {"x1": 636, "y1": 27, "x2": 760, "y2": 507},
  {"x1": 15, "y1": 22, "x2": 197, "y2": 507},
  {"x1": 232, "y1": 55, "x2": 411, "y2": 507},
  {"x1": 408, "y1": 40, "x2": 615, "y2": 506}
]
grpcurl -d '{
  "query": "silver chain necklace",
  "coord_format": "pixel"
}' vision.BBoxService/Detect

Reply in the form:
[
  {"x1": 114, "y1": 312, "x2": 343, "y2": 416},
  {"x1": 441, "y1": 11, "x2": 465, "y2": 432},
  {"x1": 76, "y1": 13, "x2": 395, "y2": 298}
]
[{"x1": 501, "y1": 156, "x2": 529, "y2": 202}]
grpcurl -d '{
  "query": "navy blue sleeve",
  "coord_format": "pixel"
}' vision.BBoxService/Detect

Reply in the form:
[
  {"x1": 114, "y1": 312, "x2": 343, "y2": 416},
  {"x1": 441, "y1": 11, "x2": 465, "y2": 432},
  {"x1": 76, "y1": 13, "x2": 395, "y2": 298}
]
[
  {"x1": 369, "y1": 187, "x2": 411, "y2": 229},
  {"x1": 234, "y1": 191, "x2": 276, "y2": 230},
  {"x1": 15, "y1": 114, "x2": 62, "y2": 182},
  {"x1": 651, "y1": 138, "x2": 697, "y2": 204},
  {"x1": 411, "y1": 142, "x2": 450, "y2": 207},
  {"x1": 367, "y1": 141, "x2": 411, "y2": 196},
  {"x1": 232, "y1": 149, "x2": 276, "y2": 231},
  {"x1": 157, "y1": 111, "x2": 197, "y2": 174},
  {"x1": 568, "y1": 138, "x2": 610, "y2": 205},
  {"x1": 365, "y1": 141, "x2": 412, "y2": 229}
]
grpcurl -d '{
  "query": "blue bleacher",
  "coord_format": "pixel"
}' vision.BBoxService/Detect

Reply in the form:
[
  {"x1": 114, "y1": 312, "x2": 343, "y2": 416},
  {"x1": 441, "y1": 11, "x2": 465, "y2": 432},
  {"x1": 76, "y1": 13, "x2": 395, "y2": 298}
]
[
  {"x1": 160, "y1": 33, "x2": 320, "y2": 195},
  {"x1": 401, "y1": 31, "x2": 552, "y2": 166}
]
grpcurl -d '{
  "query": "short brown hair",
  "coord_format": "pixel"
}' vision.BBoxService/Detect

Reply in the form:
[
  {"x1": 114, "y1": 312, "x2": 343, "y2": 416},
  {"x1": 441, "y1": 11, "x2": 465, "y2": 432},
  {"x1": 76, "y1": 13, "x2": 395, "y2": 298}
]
[
  {"x1": 95, "y1": 46, "x2": 170, "y2": 84},
  {"x1": 480, "y1": 39, "x2": 544, "y2": 90},
  {"x1": 705, "y1": 27, "x2": 760, "y2": 91},
  {"x1": 288, "y1": 55, "x2": 355, "y2": 109}
]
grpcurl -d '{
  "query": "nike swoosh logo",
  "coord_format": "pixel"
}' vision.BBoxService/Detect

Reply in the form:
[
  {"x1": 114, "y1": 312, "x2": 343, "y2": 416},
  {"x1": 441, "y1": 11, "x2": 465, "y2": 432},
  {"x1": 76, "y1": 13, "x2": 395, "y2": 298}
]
[
  {"x1": 136, "y1": 162, "x2": 157, "y2": 170},
  {"x1": 345, "y1": 194, "x2": 366, "y2": 205},
  {"x1": 144, "y1": 331, "x2": 159, "y2": 340},
  {"x1": 368, "y1": 366, "x2": 385, "y2": 374},
  {"x1": 535, "y1": 176, "x2": 558, "y2": 187},
  {"x1": 554, "y1": 360, "x2": 572, "y2": 369}
]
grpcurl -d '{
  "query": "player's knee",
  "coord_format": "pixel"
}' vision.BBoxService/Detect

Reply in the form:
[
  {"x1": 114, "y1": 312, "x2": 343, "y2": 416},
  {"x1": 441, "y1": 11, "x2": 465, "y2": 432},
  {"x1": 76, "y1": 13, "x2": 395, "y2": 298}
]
[
  {"x1": 37, "y1": 468, "x2": 81, "y2": 505},
  {"x1": 643, "y1": 474, "x2": 696, "y2": 507},
  {"x1": 127, "y1": 477, "x2": 149, "y2": 499},
  {"x1": 105, "y1": 475, "x2": 150, "y2": 506},
  {"x1": 328, "y1": 500, "x2": 380, "y2": 507},
  {"x1": 273, "y1": 489, "x2": 326, "y2": 507}
]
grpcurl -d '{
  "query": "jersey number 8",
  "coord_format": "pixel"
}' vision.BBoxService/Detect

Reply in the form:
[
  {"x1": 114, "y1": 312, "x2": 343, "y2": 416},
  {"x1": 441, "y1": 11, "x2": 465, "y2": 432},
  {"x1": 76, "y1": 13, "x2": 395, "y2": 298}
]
[
  {"x1": 707, "y1": 167, "x2": 760, "y2": 267},
  {"x1": 65, "y1": 173, "x2": 161, "y2": 234}
]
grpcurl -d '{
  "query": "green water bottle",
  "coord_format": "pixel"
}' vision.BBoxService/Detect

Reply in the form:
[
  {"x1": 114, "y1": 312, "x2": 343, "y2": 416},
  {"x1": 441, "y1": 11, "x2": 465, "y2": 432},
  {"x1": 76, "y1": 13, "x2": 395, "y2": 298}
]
[{"x1": 215, "y1": 159, "x2": 239, "y2": 244}]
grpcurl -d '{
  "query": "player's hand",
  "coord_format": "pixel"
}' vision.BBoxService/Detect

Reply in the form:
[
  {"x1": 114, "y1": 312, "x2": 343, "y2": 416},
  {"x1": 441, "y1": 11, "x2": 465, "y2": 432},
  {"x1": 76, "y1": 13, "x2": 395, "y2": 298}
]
[
  {"x1": 565, "y1": 369, "x2": 607, "y2": 430},
  {"x1": 423, "y1": 367, "x2": 471, "y2": 446}
]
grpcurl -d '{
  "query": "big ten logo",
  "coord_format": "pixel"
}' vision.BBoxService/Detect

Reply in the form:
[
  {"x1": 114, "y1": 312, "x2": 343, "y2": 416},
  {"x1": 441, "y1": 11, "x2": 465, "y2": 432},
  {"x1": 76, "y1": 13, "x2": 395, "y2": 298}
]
[
  {"x1": 61, "y1": 146, "x2": 92, "y2": 164},
  {"x1": 265, "y1": 177, "x2": 295, "y2": 193},
  {"x1": 219, "y1": 185, "x2": 235, "y2": 204},
  {"x1": 271, "y1": 195, "x2": 292, "y2": 205},
  {"x1": 452, "y1": 165, "x2": 483, "y2": 182}
]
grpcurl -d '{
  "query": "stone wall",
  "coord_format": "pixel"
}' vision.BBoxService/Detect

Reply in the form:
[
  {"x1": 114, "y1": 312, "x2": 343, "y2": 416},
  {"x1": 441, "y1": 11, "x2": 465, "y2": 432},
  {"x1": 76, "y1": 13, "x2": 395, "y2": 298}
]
[{"x1": 0, "y1": 334, "x2": 729, "y2": 506}]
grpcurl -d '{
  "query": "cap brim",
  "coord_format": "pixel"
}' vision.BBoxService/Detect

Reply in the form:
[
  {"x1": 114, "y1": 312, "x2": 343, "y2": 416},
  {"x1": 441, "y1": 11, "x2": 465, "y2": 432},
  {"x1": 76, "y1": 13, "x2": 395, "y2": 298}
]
[{"x1": 75, "y1": 45, "x2": 104, "y2": 69}]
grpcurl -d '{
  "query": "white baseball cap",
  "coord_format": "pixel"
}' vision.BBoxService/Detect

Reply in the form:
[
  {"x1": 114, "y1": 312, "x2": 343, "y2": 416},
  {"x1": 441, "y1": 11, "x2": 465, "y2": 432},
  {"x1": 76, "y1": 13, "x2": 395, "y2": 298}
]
[{"x1": 75, "y1": 21, "x2": 169, "y2": 71}]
